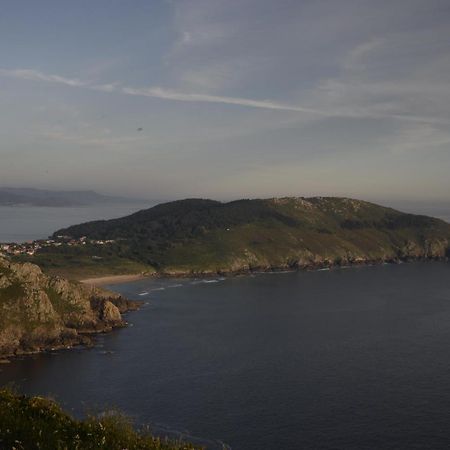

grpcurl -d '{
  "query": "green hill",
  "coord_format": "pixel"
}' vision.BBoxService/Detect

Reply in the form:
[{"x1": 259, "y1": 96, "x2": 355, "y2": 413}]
[{"x1": 27, "y1": 197, "x2": 450, "y2": 278}]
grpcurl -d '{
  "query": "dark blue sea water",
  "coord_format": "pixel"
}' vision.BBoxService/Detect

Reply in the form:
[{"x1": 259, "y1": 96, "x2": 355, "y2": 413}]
[{"x1": 1, "y1": 262, "x2": 450, "y2": 449}]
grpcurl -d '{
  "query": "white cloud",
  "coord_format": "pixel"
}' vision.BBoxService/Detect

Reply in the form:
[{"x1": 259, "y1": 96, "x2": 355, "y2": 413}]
[
  {"x1": 2, "y1": 67, "x2": 448, "y2": 125},
  {"x1": 0, "y1": 68, "x2": 87, "y2": 87},
  {"x1": 0, "y1": 67, "x2": 328, "y2": 115},
  {"x1": 120, "y1": 85, "x2": 325, "y2": 114}
]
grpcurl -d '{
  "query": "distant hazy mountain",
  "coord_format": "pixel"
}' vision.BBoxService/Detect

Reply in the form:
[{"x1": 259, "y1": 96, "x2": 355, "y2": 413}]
[{"x1": 0, "y1": 188, "x2": 145, "y2": 207}]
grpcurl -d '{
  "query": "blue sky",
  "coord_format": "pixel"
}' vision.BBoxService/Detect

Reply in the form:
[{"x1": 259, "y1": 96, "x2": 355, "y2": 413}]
[{"x1": 1, "y1": 0, "x2": 450, "y2": 202}]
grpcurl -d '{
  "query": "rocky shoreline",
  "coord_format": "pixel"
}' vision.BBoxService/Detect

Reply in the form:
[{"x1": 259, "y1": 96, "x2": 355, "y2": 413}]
[
  {"x1": 0, "y1": 257, "x2": 140, "y2": 361},
  {"x1": 153, "y1": 254, "x2": 448, "y2": 277},
  {"x1": 85, "y1": 254, "x2": 449, "y2": 285}
]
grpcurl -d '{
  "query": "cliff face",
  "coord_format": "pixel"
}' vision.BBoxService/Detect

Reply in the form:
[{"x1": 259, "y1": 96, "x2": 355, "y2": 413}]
[{"x1": 0, "y1": 257, "x2": 138, "y2": 358}]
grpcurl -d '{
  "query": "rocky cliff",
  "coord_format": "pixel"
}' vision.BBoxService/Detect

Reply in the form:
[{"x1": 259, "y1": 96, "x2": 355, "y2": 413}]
[{"x1": 0, "y1": 256, "x2": 138, "y2": 358}]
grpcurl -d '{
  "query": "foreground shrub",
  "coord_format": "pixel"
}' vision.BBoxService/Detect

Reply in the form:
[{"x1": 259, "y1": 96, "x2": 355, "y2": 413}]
[{"x1": 0, "y1": 389, "x2": 202, "y2": 450}]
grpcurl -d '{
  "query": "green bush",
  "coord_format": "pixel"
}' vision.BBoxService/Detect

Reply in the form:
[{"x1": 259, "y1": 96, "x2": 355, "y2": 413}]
[{"x1": 0, "y1": 390, "x2": 202, "y2": 450}]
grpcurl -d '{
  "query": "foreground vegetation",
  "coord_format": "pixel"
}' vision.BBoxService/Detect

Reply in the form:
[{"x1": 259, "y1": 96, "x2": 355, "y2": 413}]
[
  {"x1": 19, "y1": 197, "x2": 450, "y2": 278},
  {"x1": 0, "y1": 390, "x2": 201, "y2": 450}
]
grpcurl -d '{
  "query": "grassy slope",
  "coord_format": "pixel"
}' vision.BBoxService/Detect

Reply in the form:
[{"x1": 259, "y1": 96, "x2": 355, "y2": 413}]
[
  {"x1": 0, "y1": 390, "x2": 201, "y2": 450},
  {"x1": 20, "y1": 252, "x2": 154, "y2": 280},
  {"x1": 24, "y1": 197, "x2": 450, "y2": 278}
]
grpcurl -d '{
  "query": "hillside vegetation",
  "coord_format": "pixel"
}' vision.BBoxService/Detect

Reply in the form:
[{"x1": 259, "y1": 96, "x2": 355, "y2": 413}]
[
  {"x1": 28, "y1": 197, "x2": 450, "y2": 277},
  {"x1": 0, "y1": 390, "x2": 201, "y2": 450}
]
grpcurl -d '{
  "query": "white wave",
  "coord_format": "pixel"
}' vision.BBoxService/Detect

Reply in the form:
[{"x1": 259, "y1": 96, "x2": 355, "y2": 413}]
[{"x1": 190, "y1": 278, "x2": 225, "y2": 285}]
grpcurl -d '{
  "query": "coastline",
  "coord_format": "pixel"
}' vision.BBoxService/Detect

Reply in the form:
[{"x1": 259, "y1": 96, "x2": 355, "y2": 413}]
[
  {"x1": 4, "y1": 257, "x2": 445, "y2": 361},
  {"x1": 0, "y1": 256, "x2": 142, "y2": 361},
  {"x1": 80, "y1": 273, "x2": 147, "y2": 286},
  {"x1": 0, "y1": 304, "x2": 140, "y2": 362},
  {"x1": 78, "y1": 255, "x2": 449, "y2": 286}
]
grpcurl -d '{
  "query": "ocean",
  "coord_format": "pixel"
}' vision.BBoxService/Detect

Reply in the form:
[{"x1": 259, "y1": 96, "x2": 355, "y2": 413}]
[{"x1": 1, "y1": 262, "x2": 450, "y2": 449}]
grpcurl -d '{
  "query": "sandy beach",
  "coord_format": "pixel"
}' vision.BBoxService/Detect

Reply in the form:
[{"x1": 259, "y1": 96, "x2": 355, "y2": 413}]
[{"x1": 80, "y1": 273, "x2": 146, "y2": 286}]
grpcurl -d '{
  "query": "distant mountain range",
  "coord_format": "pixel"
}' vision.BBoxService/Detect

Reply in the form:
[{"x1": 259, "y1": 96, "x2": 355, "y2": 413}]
[
  {"x1": 0, "y1": 188, "x2": 145, "y2": 207},
  {"x1": 23, "y1": 197, "x2": 450, "y2": 279}
]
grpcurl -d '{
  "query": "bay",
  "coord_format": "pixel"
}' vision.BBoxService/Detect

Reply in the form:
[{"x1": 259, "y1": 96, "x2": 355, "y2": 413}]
[{"x1": 1, "y1": 263, "x2": 450, "y2": 449}]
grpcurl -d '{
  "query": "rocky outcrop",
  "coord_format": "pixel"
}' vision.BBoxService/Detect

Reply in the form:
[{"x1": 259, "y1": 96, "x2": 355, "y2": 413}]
[{"x1": 0, "y1": 256, "x2": 139, "y2": 358}]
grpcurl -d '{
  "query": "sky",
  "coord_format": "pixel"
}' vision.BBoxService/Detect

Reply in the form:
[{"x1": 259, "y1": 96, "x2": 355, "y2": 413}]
[{"x1": 1, "y1": 0, "x2": 450, "y2": 203}]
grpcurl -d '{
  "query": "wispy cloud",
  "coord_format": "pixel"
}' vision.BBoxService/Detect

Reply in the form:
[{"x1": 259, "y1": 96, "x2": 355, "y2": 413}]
[
  {"x1": 0, "y1": 67, "x2": 325, "y2": 115},
  {"x1": 1, "y1": 67, "x2": 446, "y2": 124},
  {"x1": 40, "y1": 129, "x2": 146, "y2": 147},
  {"x1": 0, "y1": 68, "x2": 87, "y2": 87},
  {"x1": 120, "y1": 86, "x2": 326, "y2": 114}
]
